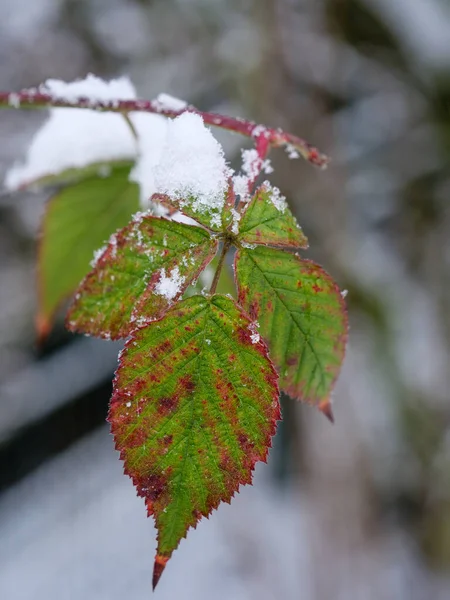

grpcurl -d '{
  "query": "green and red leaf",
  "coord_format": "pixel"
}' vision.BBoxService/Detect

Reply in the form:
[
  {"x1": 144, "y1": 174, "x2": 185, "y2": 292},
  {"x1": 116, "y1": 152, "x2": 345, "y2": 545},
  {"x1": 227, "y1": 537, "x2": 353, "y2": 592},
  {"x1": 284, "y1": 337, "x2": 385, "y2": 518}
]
[
  {"x1": 67, "y1": 216, "x2": 218, "y2": 339},
  {"x1": 37, "y1": 163, "x2": 139, "y2": 340},
  {"x1": 151, "y1": 184, "x2": 233, "y2": 232},
  {"x1": 109, "y1": 294, "x2": 280, "y2": 588},
  {"x1": 234, "y1": 245, "x2": 347, "y2": 415},
  {"x1": 237, "y1": 183, "x2": 308, "y2": 248}
]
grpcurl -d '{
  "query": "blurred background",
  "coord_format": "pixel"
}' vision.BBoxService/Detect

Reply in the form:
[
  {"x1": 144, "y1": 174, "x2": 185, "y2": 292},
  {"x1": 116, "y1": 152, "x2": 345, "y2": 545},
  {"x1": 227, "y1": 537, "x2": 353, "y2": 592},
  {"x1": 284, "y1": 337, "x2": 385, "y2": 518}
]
[{"x1": 1, "y1": 0, "x2": 450, "y2": 598}]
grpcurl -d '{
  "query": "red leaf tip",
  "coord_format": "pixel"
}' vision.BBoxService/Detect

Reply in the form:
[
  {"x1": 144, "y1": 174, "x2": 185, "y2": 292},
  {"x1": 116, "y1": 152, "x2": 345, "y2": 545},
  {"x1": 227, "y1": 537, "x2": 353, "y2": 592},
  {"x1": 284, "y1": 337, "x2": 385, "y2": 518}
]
[
  {"x1": 318, "y1": 399, "x2": 334, "y2": 423},
  {"x1": 152, "y1": 555, "x2": 169, "y2": 590},
  {"x1": 35, "y1": 312, "x2": 51, "y2": 346}
]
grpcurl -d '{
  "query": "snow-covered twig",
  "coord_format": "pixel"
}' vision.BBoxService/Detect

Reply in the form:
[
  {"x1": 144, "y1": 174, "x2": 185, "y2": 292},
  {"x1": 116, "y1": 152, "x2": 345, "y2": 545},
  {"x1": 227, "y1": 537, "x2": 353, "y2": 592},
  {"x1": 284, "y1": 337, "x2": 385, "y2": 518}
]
[{"x1": 0, "y1": 89, "x2": 329, "y2": 169}]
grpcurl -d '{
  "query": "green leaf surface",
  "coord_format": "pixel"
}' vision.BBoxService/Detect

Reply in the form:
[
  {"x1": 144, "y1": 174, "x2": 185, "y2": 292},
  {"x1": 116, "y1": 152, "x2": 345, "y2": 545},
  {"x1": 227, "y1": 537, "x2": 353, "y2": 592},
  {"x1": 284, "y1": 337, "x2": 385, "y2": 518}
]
[
  {"x1": 38, "y1": 164, "x2": 139, "y2": 338},
  {"x1": 234, "y1": 246, "x2": 347, "y2": 411},
  {"x1": 109, "y1": 294, "x2": 280, "y2": 587},
  {"x1": 67, "y1": 216, "x2": 218, "y2": 339},
  {"x1": 238, "y1": 183, "x2": 308, "y2": 248}
]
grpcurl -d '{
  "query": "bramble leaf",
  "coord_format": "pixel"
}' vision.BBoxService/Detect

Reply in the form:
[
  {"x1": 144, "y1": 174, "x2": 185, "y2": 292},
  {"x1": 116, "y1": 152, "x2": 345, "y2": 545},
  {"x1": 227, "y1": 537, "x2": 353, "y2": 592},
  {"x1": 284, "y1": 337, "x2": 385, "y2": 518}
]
[
  {"x1": 109, "y1": 294, "x2": 280, "y2": 588},
  {"x1": 151, "y1": 188, "x2": 232, "y2": 232},
  {"x1": 67, "y1": 216, "x2": 218, "y2": 339},
  {"x1": 37, "y1": 163, "x2": 139, "y2": 339},
  {"x1": 238, "y1": 183, "x2": 308, "y2": 248},
  {"x1": 235, "y1": 246, "x2": 347, "y2": 415}
]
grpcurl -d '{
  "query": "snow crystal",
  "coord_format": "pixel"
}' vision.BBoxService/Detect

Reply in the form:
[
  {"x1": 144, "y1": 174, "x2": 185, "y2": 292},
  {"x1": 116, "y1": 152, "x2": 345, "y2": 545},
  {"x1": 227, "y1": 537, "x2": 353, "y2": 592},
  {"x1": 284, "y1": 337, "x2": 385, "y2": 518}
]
[
  {"x1": 232, "y1": 147, "x2": 272, "y2": 202},
  {"x1": 126, "y1": 401, "x2": 131, "y2": 408},
  {"x1": 232, "y1": 174, "x2": 249, "y2": 200},
  {"x1": 230, "y1": 208, "x2": 241, "y2": 235},
  {"x1": 252, "y1": 124, "x2": 269, "y2": 138},
  {"x1": 285, "y1": 144, "x2": 300, "y2": 160},
  {"x1": 90, "y1": 245, "x2": 106, "y2": 268},
  {"x1": 154, "y1": 266, "x2": 185, "y2": 300},
  {"x1": 241, "y1": 148, "x2": 261, "y2": 181},
  {"x1": 262, "y1": 181, "x2": 287, "y2": 213},
  {"x1": 341, "y1": 289, "x2": 348, "y2": 299},
  {"x1": 248, "y1": 322, "x2": 260, "y2": 344},
  {"x1": 205, "y1": 339, "x2": 211, "y2": 345},
  {"x1": 262, "y1": 158, "x2": 273, "y2": 174},
  {"x1": 6, "y1": 74, "x2": 167, "y2": 197},
  {"x1": 250, "y1": 332, "x2": 260, "y2": 344},
  {"x1": 151, "y1": 113, "x2": 230, "y2": 227},
  {"x1": 154, "y1": 93, "x2": 187, "y2": 112},
  {"x1": 8, "y1": 93, "x2": 20, "y2": 108}
]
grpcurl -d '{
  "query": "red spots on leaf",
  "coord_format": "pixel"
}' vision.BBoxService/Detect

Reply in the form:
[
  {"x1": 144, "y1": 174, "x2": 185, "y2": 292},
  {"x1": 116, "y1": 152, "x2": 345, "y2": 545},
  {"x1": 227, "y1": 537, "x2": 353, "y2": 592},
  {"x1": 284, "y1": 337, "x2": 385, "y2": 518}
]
[
  {"x1": 158, "y1": 396, "x2": 178, "y2": 414},
  {"x1": 238, "y1": 433, "x2": 255, "y2": 454},
  {"x1": 162, "y1": 434, "x2": 173, "y2": 446},
  {"x1": 153, "y1": 339, "x2": 172, "y2": 356},
  {"x1": 312, "y1": 283, "x2": 323, "y2": 293},
  {"x1": 249, "y1": 299, "x2": 260, "y2": 320},
  {"x1": 126, "y1": 427, "x2": 148, "y2": 448},
  {"x1": 179, "y1": 375, "x2": 195, "y2": 392}
]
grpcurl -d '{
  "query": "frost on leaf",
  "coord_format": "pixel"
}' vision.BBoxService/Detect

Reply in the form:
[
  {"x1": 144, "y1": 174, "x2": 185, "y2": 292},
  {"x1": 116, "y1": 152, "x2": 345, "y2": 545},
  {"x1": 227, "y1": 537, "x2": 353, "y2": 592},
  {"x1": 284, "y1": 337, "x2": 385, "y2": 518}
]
[
  {"x1": 67, "y1": 216, "x2": 218, "y2": 339},
  {"x1": 150, "y1": 113, "x2": 232, "y2": 230},
  {"x1": 237, "y1": 183, "x2": 308, "y2": 248},
  {"x1": 235, "y1": 246, "x2": 347, "y2": 413},
  {"x1": 109, "y1": 294, "x2": 280, "y2": 588},
  {"x1": 37, "y1": 164, "x2": 139, "y2": 339}
]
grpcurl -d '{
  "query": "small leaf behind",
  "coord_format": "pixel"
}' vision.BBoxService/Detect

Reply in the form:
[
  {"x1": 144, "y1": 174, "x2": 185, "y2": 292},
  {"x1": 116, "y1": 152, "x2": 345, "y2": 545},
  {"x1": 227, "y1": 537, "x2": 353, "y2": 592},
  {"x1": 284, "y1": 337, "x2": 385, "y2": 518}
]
[
  {"x1": 235, "y1": 246, "x2": 347, "y2": 409},
  {"x1": 67, "y1": 216, "x2": 218, "y2": 339},
  {"x1": 237, "y1": 183, "x2": 308, "y2": 248},
  {"x1": 109, "y1": 294, "x2": 280, "y2": 587},
  {"x1": 38, "y1": 163, "x2": 139, "y2": 338}
]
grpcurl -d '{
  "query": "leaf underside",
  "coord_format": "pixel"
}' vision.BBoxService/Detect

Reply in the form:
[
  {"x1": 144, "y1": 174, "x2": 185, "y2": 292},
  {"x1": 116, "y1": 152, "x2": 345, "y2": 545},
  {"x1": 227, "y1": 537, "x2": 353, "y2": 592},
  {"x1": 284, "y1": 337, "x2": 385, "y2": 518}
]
[
  {"x1": 109, "y1": 294, "x2": 280, "y2": 587},
  {"x1": 38, "y1": 163, "x2": 139, "y2": 338},
  {"x1": 67, "y1": 216, "x2": 218, "y2": 339},
  {"x1": 234, "y1": 245, "x2": 348, "y2": 408},
  {"x1": 238, "y1": 184, "x2": 309, "y2": 248}
]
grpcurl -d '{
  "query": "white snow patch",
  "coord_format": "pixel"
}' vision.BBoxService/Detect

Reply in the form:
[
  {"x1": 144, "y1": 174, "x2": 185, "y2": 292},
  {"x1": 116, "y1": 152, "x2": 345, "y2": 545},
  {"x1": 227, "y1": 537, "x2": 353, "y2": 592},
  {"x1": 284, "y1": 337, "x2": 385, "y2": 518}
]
[
  {"x1": 150, "y1": 113, "x2": 230, "y2": 228},
  {"x1": 8, "y1": 93, "x2": 20, "y2": 108},
  {"x1": 90, "y1": 245, "x2": 107, "y2": 268},
  {"x1": 285, "y1": 144, "x2": 300, "y2": 160},
  {"x1": 154, "y1": 266, "x2": 185, "y2": 301},
  {"x1": 230, "y1": 208, "x2": 241, "y2": 235},
  {"x1": 249, "y1": 323, "x2": 260, "y2": 344},
  {"x1": 5, "y1": 74, "x2": 167, "y2": 194},
  {"x1": 154, "y1": 93, "x2": 187, "y2": 112},
  {"x1": 40, "y1": 74, "x2": 136, "y2": 104},
  {"x1": 341, "y1": 289, "x2": 348, "y2": 299},
  {"x1": 250, "y1": 332, "x2": 260, "y2": 344},
  {"x1": 241, "y1": 148, "x2": 261, "y2": 181},
  {"x1": 262, "y1": 181, "x2": 287, "y2": 213},
  {"x1": 232, "y1": 174, "x2": 249, "y2": 200},
  {"x1": 171, "y1": 211, "x2": 200, "y2": 227}
]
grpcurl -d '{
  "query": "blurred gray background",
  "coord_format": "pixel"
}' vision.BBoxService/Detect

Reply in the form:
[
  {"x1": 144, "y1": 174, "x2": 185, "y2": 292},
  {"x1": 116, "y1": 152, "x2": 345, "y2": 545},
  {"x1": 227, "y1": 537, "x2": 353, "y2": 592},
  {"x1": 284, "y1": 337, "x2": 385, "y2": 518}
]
[{"x1": 1, "y1": 0, "x2": 450, "y2": 598}]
